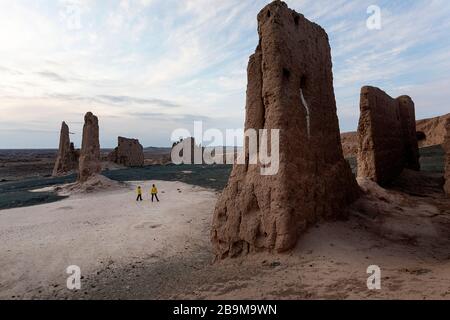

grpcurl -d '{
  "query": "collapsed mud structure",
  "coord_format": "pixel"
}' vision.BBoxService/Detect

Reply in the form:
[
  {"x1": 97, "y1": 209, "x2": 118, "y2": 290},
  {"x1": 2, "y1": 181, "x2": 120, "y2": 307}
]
[
  {"x1": 211, "y1": 1, "x2": 360, "y2": 259},
  {"x1": 52, "y1": 121, "x2": 79, "y2": 176},
  {"x1": 357, "y1": 87, "x2": 420, "y2": 185},
  {"x1": 78, "y1": 112, "x2": 101, "y2": 182},
  {"x1": 108, "y1": 137, "x2": 144, "y2": 167}
]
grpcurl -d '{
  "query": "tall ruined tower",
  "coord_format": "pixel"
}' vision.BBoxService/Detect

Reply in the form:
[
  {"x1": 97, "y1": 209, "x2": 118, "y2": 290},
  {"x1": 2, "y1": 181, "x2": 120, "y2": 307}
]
[
  {"x1": 78, "y1": 112, "x2": 101, "y2": 182},
  {"x1": 211, "y1": 1, "x2": 359, "y2": 259}
]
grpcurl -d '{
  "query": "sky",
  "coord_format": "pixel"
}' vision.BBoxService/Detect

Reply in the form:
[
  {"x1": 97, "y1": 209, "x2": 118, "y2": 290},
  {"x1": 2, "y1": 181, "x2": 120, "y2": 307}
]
[{"x1": 0, "y1": 0, "x2": 449, "y2": 148}]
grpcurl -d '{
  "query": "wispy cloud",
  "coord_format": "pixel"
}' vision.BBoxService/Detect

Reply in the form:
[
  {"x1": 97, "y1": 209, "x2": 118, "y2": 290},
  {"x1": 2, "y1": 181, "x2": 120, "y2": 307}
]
[
  {"x1": 45, "y1": 93, "x2": 181, "y2": 108},
  {"x1": 36, "y1": 71, "x2": 68, "y2": 82},
  {"x1": 96, "y1": 95, "x2": 180, "y2": 108}
]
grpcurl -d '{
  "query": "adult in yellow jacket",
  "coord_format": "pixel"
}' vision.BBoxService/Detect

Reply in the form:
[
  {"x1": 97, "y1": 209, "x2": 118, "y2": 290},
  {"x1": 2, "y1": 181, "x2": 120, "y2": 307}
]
[{"x1": 150, "y1": 184, "x2": 160, "y2": 202}]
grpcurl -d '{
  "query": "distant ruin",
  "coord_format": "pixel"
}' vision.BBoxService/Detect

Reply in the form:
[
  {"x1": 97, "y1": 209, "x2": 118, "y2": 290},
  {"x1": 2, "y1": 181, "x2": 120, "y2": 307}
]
[
  {"x1": 52, "y1": 121, "x2": 79, "y2": 176},
  {"x1": 357, "y1": 86, "x2": 420, "y2": 185},
  {"x1": 78, "y1": 112, "x2": 101, "y2": 182},
  {"x1": 108, "y1": 137, "x2": 144, "y2": 167},
  {"x1": 444, "y1": 117, "x2": 450, "y2": 195},
  {"x1": 416, "y1": 113, "x2": 450, "y2": 148},
  {"x1": 211, "y1": 1, "x2": 360, "y2": 259}
]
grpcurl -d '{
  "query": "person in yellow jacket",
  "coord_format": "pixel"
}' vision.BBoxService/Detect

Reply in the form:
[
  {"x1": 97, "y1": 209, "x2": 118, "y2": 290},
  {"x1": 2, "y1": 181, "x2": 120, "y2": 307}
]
[
  {"x1": 136, "y1": 186, "x2": 143, "y2": 201},
  {"x1": 150, "y1": 184, "x2": 160, "y2": 202}
]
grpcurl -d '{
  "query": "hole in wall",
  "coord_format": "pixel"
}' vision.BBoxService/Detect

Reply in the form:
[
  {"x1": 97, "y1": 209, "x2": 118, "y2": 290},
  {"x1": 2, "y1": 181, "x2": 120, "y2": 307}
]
[
  {"x1": 300, "y1": 75, "x2": 311, "y2": 139},
  {"x1": 416, "y1": 131, "x2": 426, "y2": 141},
  {"x1": 283, "y1": 68, "x2": 290, "y2": 80}
]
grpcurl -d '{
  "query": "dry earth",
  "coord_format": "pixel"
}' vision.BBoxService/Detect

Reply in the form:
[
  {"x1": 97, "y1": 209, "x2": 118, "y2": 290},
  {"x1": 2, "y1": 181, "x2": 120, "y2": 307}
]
[{"x1": 0, "y1": 175, "x2": 449, "y2": 300}]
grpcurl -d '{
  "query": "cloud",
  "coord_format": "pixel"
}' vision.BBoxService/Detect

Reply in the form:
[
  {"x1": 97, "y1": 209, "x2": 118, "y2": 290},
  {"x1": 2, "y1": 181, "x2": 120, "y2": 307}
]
[
  {"x1": 96, "y1": 95, "x2": 180, "y2": 108},
  {"x1": 128, "y1": 111, "x2": 211, "y2": 122},
  {"x1": 44, "y1": 93, "x2": 181, "y2": 109},
  {"x1": 0, "y1": 65, "x2": 23, "y2": 75},
  {"x1": 0, "y1": 128, "x2": 57, "y2": 134},
  {"x1": 36, "y1": 71, "x2": 68, "y2": 82}
]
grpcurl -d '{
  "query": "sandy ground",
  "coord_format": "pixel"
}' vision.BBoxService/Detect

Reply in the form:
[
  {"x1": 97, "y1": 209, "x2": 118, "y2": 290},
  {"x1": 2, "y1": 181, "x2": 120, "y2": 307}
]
[
  {"x1": 0, "y1": 180, "x2": 216, "y2": 299},
  {"x1": 1, "y1": 174, "x2": 449, "y2": 300}
]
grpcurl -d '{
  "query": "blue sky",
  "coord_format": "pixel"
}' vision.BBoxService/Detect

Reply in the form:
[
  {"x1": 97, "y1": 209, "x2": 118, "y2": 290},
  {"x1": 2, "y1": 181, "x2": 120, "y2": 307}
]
[{"x1": 0, "y1": 0, "x2": 449, "y2": 148}]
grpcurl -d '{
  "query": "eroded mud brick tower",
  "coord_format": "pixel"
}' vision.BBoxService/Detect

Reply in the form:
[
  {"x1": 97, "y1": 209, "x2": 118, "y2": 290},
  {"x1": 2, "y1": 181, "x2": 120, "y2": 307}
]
[{"x1": 211, "y1": 1, "x2": 360, "y2": 259}]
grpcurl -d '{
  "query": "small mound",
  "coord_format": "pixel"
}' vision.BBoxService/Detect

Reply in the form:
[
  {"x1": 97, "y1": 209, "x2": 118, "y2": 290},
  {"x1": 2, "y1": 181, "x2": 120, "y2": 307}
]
[
  {"x1": 55, "y1": 175, "x2": 125, "y2": 196},
  {"x1": 356, "y1": 177, "x2": 402, "y2": 203},
  {"x1": 351, "y1": 176, "x2": 448, "y2": 248},
  {"x1": 351, "y1": 177, "x2": 405, "y2": 221}
]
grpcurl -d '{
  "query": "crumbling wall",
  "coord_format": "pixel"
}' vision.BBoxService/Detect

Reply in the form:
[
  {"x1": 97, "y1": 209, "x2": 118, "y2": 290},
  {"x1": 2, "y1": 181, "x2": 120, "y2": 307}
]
[{"x1": 108, "y1": 137, "x2": 144, "y2": 167}]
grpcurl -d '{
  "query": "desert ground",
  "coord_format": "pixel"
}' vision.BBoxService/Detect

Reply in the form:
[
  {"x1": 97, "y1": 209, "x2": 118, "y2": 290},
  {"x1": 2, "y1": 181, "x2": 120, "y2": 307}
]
[{"x1": 1, "y1": 168, "x2": 449, "y2": 300}]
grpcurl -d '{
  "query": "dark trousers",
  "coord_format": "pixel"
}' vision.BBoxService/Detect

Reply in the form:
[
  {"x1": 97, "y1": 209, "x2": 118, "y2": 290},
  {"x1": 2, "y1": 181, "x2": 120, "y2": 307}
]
[
  {"x1": 151, "y1": 194, "x2": 159, "y2": 202},
  {"x1": 136, "y1": 194, "x2": 143, "y2": 201}
]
